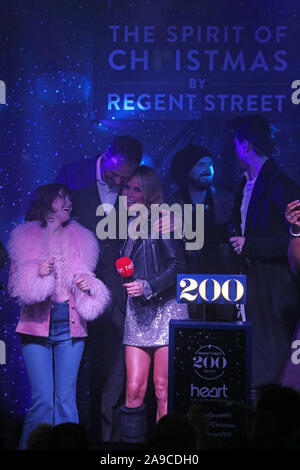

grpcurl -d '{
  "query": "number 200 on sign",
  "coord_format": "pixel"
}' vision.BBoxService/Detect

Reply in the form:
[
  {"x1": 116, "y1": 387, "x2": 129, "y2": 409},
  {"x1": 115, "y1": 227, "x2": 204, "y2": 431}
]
[{"x1": 179, "y1": 277, "x2": 245, "y2": 303}]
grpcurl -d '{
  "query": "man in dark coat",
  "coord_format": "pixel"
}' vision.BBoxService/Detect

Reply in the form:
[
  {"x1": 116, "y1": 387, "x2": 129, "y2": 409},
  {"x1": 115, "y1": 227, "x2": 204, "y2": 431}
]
[
  {"x1": 56, "y1": 135, "x2": 143, "y2": 443},
  {"x1": 170, "y1": 144, "x2": 236, "y2": 321},
  {"x1": 229, "y1": 114, "x2": 300, "y2": 403}
]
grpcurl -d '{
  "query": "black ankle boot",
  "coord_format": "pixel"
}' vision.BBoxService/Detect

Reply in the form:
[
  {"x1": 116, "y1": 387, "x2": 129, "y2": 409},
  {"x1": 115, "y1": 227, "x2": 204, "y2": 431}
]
[{"x1": 120, "y1": 404, "x2": 147, "y2": 443}]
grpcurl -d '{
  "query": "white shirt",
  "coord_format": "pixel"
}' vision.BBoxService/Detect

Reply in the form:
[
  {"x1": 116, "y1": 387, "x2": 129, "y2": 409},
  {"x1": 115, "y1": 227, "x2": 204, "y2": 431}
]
[
  {"x1": 238, "y1": 164, "x2": 264, "y2": 322},
  {"x1": 96, "y1": 155, "x2": 119, "y2": 214},
  {"x1": 240, "y1": 173, "x2": 257, "y2": 236},
  {"x1": 240, "y1": 158, "x2": 268, "y2": 236},
  {"x1": 237, "y1": 179, "x2": 256, "y2": 322}
]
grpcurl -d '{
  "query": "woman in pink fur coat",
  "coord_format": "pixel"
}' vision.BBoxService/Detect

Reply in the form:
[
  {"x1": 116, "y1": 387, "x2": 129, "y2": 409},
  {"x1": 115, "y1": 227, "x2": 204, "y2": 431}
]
[{"x1": 7, "y1": 183, "x2": 110, "y2": 450}]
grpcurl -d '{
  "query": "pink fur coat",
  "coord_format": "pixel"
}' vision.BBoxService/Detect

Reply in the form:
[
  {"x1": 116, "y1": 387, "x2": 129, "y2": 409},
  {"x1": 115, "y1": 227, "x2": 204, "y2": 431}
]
[{"x1": 7, "y1": 220, "x2": 111, "y2": 337}]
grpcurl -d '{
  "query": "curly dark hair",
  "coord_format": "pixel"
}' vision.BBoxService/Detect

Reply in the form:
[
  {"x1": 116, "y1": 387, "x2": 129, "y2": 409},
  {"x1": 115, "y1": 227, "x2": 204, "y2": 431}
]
[{"x1": 25, "y1": 183, "x2": 73, "y2": 227}]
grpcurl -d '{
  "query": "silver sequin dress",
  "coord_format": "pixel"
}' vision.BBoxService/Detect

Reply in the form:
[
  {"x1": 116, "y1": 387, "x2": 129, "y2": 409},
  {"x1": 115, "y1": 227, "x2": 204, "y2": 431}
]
[
  {"x1": 122, "y1": 225, "x2": 189, "y2": 347},
  {"x1": 123, "y1": 291, "x2": 189, "y2": 347}
]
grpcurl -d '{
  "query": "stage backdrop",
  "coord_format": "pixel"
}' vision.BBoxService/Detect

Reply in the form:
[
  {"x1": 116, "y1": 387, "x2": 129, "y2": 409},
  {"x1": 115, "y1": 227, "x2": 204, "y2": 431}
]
[{"x1": 0, "y1": 0, "x2": 299, "y2": 449}]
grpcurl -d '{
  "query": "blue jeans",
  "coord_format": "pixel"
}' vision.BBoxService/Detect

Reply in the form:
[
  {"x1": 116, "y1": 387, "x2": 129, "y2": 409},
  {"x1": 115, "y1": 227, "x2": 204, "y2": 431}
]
[{"x1": 18, "y1": 301, "x2": 85, "y2": 450}]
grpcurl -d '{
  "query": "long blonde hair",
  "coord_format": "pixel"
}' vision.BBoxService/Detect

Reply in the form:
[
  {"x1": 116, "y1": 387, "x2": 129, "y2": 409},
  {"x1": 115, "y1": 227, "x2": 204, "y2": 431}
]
[{"x1": 131, "y1": 165, "x2": 164, "y2": 209}]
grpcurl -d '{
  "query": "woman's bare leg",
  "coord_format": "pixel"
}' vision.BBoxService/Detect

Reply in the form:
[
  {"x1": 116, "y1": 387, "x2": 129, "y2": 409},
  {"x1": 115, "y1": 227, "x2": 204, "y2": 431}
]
[
  {"x1": 125, "y1": 345, "x2": 152, "y2": 408},
  {"x1": 153, "y1": 346, "x2": 169, "y2": 421}
]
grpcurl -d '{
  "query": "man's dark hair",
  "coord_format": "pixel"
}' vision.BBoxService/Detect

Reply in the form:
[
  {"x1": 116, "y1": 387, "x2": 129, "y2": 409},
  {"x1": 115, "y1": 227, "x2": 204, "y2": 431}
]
[
  {"x1": 25, "y1": 183, "x2": 72, "y2": 227},
  {"x1": 108, "y1": 135, "x2": 143, "y2": 166},
  {"x1": 233, "y1": 114, "x2": 274, "y2": 157}
]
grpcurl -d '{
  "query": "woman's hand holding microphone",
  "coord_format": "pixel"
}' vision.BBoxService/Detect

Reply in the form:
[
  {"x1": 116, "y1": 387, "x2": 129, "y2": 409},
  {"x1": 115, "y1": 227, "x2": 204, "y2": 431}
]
[{"x1": 123, "y1": 280, "x2": 144, "y2": 298}]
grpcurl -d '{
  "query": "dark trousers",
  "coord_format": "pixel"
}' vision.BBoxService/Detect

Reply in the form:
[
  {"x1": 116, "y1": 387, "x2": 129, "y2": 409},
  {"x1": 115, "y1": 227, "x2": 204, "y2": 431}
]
[{"x1": 86, "y1": 301, "x2": 126, "y2": 443}]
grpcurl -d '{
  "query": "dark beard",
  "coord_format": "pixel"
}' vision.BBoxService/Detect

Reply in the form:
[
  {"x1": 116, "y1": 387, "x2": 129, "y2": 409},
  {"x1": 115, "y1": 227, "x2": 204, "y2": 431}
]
[{"x1": 189, "y1": 177, "x2": 212, "y2": 191}]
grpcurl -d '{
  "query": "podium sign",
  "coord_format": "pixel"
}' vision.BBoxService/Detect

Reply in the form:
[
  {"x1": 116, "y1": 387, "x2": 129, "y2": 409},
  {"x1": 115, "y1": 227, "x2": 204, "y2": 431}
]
[
  {"x1": 177, "y1": 274, "x2": 247, "y2": 304},
  {"x1": 168, "y1": 320, "x2": 252, "y2": 447}
]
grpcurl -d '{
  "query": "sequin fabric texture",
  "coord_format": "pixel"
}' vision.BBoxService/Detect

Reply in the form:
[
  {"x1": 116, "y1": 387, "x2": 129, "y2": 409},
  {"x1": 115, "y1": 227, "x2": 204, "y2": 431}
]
[{"x1": 123, "y1": 296, "x2": 189, "y2": 347}]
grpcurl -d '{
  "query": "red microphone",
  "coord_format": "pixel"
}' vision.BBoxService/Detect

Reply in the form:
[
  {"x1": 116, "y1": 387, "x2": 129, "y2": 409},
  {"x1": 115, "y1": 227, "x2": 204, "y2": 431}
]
[{"x1": 115, "y1": 257, "x2": 134, "y2": 283}]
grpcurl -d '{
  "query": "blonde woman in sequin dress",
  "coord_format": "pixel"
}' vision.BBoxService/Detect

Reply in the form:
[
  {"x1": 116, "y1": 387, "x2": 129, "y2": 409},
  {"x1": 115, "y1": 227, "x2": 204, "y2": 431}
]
[
  {"x1": 119, "y1": 166, "x2": 189, "y2": 443},
  {"x1": 8, "y1": 184, "x2": 110, "y2": 449}
]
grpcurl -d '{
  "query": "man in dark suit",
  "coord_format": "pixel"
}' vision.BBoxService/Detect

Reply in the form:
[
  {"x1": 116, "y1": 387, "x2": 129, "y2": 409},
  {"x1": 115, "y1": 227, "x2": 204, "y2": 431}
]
[
  {"x1": 56, "y1": 136, "x2": 143, "y2": 443},
  {"x1": 229, "y1": 114, "x2": 300, "y2": 404}
]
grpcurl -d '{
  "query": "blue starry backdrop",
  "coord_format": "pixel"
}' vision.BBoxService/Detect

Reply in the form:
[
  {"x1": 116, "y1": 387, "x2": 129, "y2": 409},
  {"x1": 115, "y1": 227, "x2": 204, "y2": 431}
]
[{"x1": 0, "y1": 0, "x2": 299, "y2": 448}]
